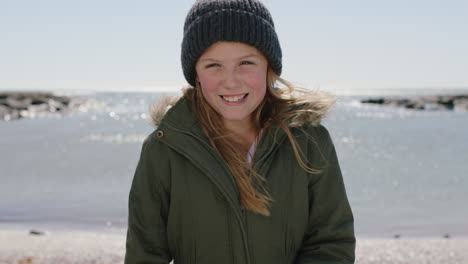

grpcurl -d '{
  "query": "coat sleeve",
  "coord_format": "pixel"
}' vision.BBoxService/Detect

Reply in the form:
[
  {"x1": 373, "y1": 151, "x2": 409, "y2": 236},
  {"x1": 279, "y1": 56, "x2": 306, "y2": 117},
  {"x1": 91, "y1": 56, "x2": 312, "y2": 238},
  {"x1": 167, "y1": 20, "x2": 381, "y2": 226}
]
[
  {"x1": 124, "y1": 134, "x2": 173, "y2": 264},
  {"x1": 295, "y1": 125, "x2": 356, "y2": 264}
]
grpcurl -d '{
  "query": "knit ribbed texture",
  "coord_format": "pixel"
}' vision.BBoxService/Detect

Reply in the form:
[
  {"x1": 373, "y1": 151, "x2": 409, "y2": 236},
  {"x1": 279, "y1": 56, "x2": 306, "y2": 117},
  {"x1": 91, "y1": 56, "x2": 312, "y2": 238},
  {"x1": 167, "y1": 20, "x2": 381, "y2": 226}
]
[{"x1": 181, "y1": 0, "x2": 282, "y2": 86}]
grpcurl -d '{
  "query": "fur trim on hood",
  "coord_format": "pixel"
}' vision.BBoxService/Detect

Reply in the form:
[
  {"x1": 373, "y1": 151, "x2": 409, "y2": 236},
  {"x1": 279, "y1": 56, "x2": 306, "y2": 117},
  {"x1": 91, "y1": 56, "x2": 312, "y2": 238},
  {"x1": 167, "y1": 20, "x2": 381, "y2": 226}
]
[
  {"x1": 287, "y1": 91, "x2": 336, "y2": 127},
  {"x1": 150, "y1": 90, "x2": 336, "y2": 128},
  {"x1": 150, "y1": 95, "x2": 180, "y2": 127}
]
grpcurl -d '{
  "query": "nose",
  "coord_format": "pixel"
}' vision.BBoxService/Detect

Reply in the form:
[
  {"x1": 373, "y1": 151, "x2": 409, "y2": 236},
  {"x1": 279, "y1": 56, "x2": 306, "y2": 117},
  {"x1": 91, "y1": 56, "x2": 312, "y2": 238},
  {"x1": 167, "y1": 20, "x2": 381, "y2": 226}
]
[{"x1": 222, "y1": 68, "x2": 241, "y2": 90}]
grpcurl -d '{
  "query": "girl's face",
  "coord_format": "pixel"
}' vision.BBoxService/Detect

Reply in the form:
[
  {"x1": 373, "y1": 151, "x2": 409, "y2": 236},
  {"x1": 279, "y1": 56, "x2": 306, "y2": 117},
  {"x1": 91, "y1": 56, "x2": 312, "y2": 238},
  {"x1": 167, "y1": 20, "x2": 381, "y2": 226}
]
[{"x1": 195, "y1": 41, "x2": 268, "y2": 128}]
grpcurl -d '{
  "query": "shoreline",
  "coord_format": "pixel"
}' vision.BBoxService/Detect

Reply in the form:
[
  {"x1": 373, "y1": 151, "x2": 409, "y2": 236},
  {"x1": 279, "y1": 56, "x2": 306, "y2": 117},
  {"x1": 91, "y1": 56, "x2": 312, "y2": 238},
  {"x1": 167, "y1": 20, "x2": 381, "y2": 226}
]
[
  {"x1": 1, "y1": 229, "x2": 468, "y2": 264},
  {"x1": 3, "y1": 221, "x2": 468, "y2": 238},
  {"x1": 4, "y1": 221, "x2": 468, "y2": 239}
]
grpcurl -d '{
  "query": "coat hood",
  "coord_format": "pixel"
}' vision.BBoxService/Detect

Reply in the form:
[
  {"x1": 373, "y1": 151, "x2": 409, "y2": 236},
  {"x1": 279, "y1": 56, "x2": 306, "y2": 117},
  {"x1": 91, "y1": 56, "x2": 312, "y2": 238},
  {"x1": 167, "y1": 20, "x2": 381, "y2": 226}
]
[{"x1": 149, "y1": 89, "x2": 336, "y2": 128}]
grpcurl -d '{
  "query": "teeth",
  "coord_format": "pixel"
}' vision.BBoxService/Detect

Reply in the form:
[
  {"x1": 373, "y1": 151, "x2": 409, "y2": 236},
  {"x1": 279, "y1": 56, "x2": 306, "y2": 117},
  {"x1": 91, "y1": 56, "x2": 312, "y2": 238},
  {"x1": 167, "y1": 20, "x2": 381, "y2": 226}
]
[{"x1": 222, "y1": 94, "x2": 246, "y2": 102}]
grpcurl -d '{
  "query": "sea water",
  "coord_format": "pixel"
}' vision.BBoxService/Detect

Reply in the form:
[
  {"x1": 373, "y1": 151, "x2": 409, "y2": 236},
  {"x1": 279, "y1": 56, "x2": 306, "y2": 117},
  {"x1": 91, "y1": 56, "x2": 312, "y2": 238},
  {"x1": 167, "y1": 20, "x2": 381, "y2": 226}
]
[{"x1": 0, "y1": 88, "x2": 467, "y2": 238}]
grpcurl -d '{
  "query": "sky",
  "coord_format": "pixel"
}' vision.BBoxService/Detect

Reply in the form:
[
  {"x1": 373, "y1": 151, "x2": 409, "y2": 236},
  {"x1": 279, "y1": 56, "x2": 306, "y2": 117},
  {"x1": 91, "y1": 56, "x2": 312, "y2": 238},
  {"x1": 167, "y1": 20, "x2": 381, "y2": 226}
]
[{"x1": 1, "y1": 0, "x2": 467, "y2": 92}]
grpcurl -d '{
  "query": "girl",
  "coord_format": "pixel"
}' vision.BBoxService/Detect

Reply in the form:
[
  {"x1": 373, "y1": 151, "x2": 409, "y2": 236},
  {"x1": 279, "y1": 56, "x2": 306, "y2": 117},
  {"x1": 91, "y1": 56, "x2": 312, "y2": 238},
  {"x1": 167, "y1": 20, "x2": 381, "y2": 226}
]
[{"x1": 125, "y1": 0, "x2": 355, "y2": 263}]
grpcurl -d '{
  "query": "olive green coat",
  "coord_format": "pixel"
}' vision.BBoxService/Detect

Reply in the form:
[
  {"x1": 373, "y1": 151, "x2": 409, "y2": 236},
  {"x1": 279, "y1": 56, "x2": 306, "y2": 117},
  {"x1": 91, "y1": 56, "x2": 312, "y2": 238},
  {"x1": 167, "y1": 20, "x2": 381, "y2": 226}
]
[{"x1": 125, "y1": 95, "x2": 355, "y2": 264}]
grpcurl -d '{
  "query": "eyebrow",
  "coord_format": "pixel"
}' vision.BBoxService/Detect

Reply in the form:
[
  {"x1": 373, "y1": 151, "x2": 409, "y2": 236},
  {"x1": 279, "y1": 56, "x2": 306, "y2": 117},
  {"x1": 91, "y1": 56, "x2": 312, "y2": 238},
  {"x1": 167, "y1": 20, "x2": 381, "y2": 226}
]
[{"x1": 199, "y1": 54, "x2": 259, "y2": 62}]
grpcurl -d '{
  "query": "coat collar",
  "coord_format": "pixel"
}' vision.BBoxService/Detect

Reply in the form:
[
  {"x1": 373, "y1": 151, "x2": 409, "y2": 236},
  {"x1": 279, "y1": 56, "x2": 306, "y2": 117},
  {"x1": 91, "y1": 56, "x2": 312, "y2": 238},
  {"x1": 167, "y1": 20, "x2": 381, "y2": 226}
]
[
  {"x1": 151, "y1": 96, "x2": 243, "y2": 211},
  {"x1": 154, "y1": 94, "x2": 292, "y2": 167}
]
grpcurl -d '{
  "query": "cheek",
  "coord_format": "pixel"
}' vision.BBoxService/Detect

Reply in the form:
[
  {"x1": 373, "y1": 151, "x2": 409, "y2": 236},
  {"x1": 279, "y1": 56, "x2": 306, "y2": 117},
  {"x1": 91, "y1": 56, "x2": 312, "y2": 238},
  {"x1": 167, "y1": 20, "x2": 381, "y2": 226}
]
[
  {"x1": 198, "y1": 74, "x2": 219, "y2": 97},
  {"x1": 244, "y1": 69, "x2": 267, "y2": 94}
]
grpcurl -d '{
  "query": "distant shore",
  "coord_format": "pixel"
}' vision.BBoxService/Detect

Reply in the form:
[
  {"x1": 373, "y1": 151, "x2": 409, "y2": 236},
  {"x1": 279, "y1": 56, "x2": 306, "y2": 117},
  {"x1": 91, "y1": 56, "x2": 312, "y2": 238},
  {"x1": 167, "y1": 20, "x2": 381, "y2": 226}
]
[
  {"x1": 1, "y1": 229, "x2": 467, "y2": 264},
  {"x1": 360, "y1": 94, "x2": 468, "y2": 111}
]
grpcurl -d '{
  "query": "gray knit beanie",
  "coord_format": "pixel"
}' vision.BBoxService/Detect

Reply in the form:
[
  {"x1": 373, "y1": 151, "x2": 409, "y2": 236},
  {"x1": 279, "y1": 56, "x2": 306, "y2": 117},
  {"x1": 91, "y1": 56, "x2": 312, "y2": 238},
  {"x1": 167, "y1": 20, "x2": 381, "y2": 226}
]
[{"x1": 181, "y1": 0, "x2": 282, "y2": 86}]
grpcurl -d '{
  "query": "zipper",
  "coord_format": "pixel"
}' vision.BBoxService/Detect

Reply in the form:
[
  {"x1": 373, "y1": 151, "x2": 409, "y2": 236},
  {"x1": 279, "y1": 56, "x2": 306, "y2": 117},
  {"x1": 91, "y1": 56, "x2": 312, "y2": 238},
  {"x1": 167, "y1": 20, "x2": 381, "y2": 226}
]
[
  {"x1": 161, "y1": 123, "x2": 252, "y2": 264},
  {"x1": 227, "y1": 206, "x2": 235, "y2": 264},
  {"x1": 241, "y1": 207, "x2": 249, "y2": 264}
]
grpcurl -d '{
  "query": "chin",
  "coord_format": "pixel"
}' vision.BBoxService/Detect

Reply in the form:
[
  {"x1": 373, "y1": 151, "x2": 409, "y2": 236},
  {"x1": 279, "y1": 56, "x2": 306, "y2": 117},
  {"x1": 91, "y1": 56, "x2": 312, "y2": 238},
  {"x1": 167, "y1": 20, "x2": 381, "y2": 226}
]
[
  {"x1": 222, "y1": 116, "x2": 247, "y2": 121},
  {"x1": 220, "y1": 113, "x2": 251, "y2": 122}
]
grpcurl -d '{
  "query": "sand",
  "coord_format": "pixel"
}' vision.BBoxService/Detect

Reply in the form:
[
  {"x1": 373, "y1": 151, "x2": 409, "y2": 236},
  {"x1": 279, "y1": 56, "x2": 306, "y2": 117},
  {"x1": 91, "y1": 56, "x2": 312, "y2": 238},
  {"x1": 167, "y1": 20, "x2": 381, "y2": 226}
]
[
  {"x1": 1, "y1": 230, "x2": 467, "y2": 264},
  {"x1": 0, "y1": 230, "x2": 124, "y2": 264},
  {"x1": 356, "y1": 238, "x2": 468, "y2": 264}
]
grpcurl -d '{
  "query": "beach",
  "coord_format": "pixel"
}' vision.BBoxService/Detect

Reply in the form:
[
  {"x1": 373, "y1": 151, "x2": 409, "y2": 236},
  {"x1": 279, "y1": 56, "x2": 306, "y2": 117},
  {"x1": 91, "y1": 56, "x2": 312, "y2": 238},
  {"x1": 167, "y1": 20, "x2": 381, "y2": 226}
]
[
  {"x1": 0, "y1": 230, "x2": 125, "y2": 264},
  {"x1": 1, "y1": 230, "x2": 467, "y2": 264}
]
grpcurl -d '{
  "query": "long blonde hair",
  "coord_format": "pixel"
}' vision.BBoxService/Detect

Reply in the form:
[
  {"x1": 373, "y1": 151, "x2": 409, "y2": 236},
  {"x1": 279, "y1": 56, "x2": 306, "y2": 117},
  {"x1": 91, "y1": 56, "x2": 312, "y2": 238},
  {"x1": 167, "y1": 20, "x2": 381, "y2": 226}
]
[{"x1": 184, "y1": 68, "x2": 329, "y2": 216}]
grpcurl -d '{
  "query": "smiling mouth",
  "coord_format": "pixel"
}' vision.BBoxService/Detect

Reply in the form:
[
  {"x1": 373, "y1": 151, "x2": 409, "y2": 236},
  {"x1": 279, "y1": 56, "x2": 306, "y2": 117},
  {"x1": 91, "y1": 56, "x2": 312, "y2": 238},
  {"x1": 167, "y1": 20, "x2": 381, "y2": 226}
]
[{"x1": 220, "y1": 93, "x2": 249, "y2": 102}]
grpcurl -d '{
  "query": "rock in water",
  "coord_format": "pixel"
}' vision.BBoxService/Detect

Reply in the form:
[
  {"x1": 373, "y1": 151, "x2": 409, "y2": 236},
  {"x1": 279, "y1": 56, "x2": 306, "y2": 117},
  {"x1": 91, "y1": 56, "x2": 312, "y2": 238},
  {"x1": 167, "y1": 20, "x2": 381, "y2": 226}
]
[
  {"x1": 0, "y1": 92, "x2": 80, "y2": 121},
  {"x1": 29, "y1": 230, "x2": 45, "y2": 236}
]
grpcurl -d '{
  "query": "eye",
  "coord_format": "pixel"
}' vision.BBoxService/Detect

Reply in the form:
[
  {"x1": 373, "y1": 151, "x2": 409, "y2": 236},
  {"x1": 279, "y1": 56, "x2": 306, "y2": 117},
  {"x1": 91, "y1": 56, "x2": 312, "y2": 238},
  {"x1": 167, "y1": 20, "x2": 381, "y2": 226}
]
[
  {"x1": 206, "y1": 63, "x2": 220, "y2": 68},
  {"x1": 240, "y1": 61, "x2": 254, "y2": 65}
]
